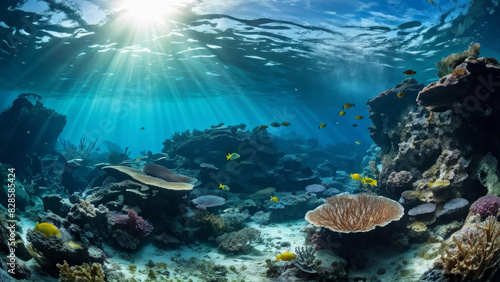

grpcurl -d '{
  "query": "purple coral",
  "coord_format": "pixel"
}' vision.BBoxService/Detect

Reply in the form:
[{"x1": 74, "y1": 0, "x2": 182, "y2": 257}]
[
  {"x1": 192, "y1": 195, "x2": 225, "y2": 208},
  {"x1": 470, "y1": 194, "x2": 500, "y2": 218},
  {"x1": 111, "y1": 209, "x2": 154, "y2": 238}
]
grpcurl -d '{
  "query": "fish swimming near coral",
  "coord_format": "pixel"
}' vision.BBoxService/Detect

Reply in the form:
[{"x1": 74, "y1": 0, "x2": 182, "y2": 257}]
[
  {"x1": 343, "y1": 103, "x2": 355, "y2": 109},
  {"x1": 354, "y1": 115, "x2": 364, "y2": 120},
  {"x1": 397, "y1": 92, "x2": 404, "y2": 98},
  {"x1": 219, "y1": 184, "x2": 230, "y2": 191},
  {"x1": 281, "y1": 122, "x2": 291, "y2": 126},
  {"x1": 276, "y1": 249, "x2": 297, "y2": 262},
  {"x1": 338, "y1": 111, "x2": 346, "y2": 116},
  {"x1": 68, "y1": 241, "x2": 83, "y2": 249},
  {"x1": 133, "y1": 157, "x2": 143, "y2": 162},
  {"x1": 350, "y1": 173, "x2": 361, "y2": 181},
  {"x1": 226, "y1": 153, "x2": 240, "y2": 160},
  {"x1": 362, "y1": 177, "x2": 378, "y2": 186},
  {"x1": 429, "y1": 180, "x2": 450, "y2": 188},
  {"x1": 270, "y1": 196, "x2": 279, "y2": 203},
  {"x1": 34, "y1": 222, "x2": 61, "y2": 237},
  {"x1": 270, "y1": 122, "x2": 280, "y2": 127},
  {"x1": 257, "y1": 125, "x2": 268, "y2": 131},
  {"x1": 355, "y1": 141, "x2": 361, "y2": 145},
  {"x1": 403, "y1": 70, "x2": 416, "y2": 75},
  {"x1": 319, "y1": 123, "x2": 327, "y2": 129}
]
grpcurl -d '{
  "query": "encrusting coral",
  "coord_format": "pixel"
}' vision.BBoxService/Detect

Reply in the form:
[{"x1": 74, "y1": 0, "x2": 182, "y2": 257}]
[
  {"x1": 305, "y1": 193, "x2": 404, "y2": 233},
  {"x1": 216, "y1": 227, "x2": 262, "y2": 253},
  {"x1": 441, "y1": 216, "x2": 500, "y2": 281},
  {"x1": 56, "y1": 260, "x2": 105, "y2": 282}
]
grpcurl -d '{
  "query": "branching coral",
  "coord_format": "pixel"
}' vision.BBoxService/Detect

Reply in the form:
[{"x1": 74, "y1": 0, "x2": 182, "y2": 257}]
[
  {"x1": 57, "y1": 260, "x2": 105, "y2": 282},
  {"x1": 292, "y1": 245, "x2": 320, "y2": 273},
  {"x1": 305, "y1": 193, "x2": 404, "y2": 233},
  {"x1": 216, "y1": 227, "x2": 262, "y2": 253},
  {"x1": 436, "y1": 42, "x2": 480, "y2": 77},
  {"x1": 441, "y1": 216, "x2": 500, "y2": 280}
]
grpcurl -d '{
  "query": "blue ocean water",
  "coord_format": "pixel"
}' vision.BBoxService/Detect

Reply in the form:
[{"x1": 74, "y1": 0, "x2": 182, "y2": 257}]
[
  {"x1": 1, "y1": 0, "x2": 498, "y2": 153},
  {"x1": 1, "y1": 0, "x2": 500, "y2": 281}
]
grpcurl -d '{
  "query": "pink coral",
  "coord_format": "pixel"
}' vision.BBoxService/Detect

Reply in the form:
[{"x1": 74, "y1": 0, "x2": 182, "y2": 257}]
[
  {"x1": 111, "y1": 209, "x2": 154, "y2": 238},
  {"x1": 470, "y1": 194, "x2": 500, "y2": 218}
]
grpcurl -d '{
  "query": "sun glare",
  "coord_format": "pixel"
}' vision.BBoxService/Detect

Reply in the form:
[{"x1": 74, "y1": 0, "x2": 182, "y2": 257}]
[{"x1": 118, "y1": 0, "x2": 176, "y2": 22}]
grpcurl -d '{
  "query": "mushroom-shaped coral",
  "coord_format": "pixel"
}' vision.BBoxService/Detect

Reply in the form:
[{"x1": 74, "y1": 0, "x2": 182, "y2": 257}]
[{"x1": 304, "y1": 193, "x2": 404, "y2": 233}]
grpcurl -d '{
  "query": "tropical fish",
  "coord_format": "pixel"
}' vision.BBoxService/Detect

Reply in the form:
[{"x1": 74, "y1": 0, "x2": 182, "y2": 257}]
[
  {"x1": 219, "y1": 184, "x2": 230, "y2": 191},
  {"x1": 350, "y1": 173, "x2": 362, "y2": 181},
  {"x1": 429, "y1": 180, "x2": 450, "y2": 188},
  {"x1": 319, "y1": 123, "x2": 327, "y2": 129},
  {"x1": 403, "y1": 70, "x2": 416, "y2": 75},
  {"x1": 96, "y1": 148, "x2": 100, "y2": 152},
  {"x1": 281, "y1": 122, "x2": 291, "y2": 126},
  {"x1": 352, "y1": 124, "x2": 358, "y2": 127},
  {"x1": 276, "y1": 249, "x2": 297, "y2": 262},
  {"x1": 362, "y1": 177, "x2": 378, "y2": 186},
  {"x1": 339, "y1": 111, "x2": 346, "y2": 116},
  {"x1": 133, "y1": 157, "x2": 143, "y2": 162},
  {"x1": 226, "y1": 153, "x2": 240, "y2": 160},
  {"x1": 397, "y1": 92, "x2": 404, "y2": 98},
  {"x1": 34, "y1": 222, "x2": 61, "y2": 238},
  {"x1": 355, "y1": 141, "x2": 361, "y2": 145},
  {"x1": 270, "y1": 196, "x2": 279, "y2": 203},
  {"x1": 270, "y1": 122, "x2": 281, "y2": 127},
  {"x1": 140, "y1": 127, "x2": 145, "y2": 130},
  {"x1": 354, "y1": 115, "x2": 364, "y2": 120},
  {"x1": 68, "y1": 241, "x2": 83, "y2": 249},
  {"x1": 219, "y1": 225, "x2": 223, "y2": 229},
  {"x1": 249, "y1": 123, "x2": 252, "y2": 125},
  {"x1": 258, "y1": 125, "x2": 268, "y2": 131},
  {"x1": 343, "y1": 103, "x2": 355, "y2": 109}
]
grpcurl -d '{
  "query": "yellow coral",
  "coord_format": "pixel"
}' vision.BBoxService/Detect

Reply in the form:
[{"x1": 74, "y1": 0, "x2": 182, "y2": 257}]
[
  {"x1": 408, "y1": 221, "x2": 427, "y2": 232},
  {"x1": 57, "y1": 260, "x2": 105, "y2": 282}
]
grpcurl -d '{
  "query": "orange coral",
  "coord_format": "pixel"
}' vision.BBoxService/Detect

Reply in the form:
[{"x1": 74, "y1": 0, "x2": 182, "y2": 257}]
[{"x1": 305, "y1": 193, "x2": 404, "y2": 233}]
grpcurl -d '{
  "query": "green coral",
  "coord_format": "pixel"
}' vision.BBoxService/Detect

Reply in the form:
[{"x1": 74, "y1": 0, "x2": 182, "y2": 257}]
[
  {"x1": 56, "y1": 260, "x2": 105, "y2": 282},
  {"x1": 436, "y1": 42, "x2": 480, "y2": 77}
]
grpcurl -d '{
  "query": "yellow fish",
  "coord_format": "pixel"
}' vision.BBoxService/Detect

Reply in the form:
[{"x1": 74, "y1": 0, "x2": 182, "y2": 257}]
[
  {"x1": 343, "y1": 103, "x2": 355, "y2": 109},
  {"x1": 355, "y1": 141, "x2": 361, "y2": 145},
  {"x1": 219, "y1": 225, "x2": 223, "y2": 229},
  {"x1": 338, "y1": 111, "x2": 346, "y2": 116},
  {"x1": 133, "y1": 157, "x2": 143, "y2": 162},
  {"x1": 397, "y1": 92, "x2": 404, "y2": 98},
  {"x1": 354, "y1": 115, "x2": 364, "y2": 120},
  {"x1": 319, "y1": 123, "x2": 327, "y2": 129},
  {"x1": 270, "y1": 196, "x2": 279, "y2": 203},
  {"x1": 362, "y1": 177, "x2": 378, "y2": 186},
  {"x1": 226, "y1": 153, "x2": 240, "y2": 161},
  {"x1": 350, "y1": 173, "x2": 361, "y2": 181},
  {"x1": 34, "y1": 222, "x2": 61, "y2": 237},
  {"x1": 258, "y1": 125, "x2": 268, "y2": 131},
  {"x1": 68, "y1": 241, "x2": 83, "y2": 249},
  {"x1": 276, "y1": 249, "x2": 297, "y2": 262},
  {"x1": 403, "y1": 70, "x2": 416, "y2": 75},
  {"x1": 429, "y1": 180, "x2": 450, "y2": 188},
  {"x1": 219, "y1": 184, "x2": 230, "y2": 191},
  {"x1": 281, "y1": 122, "x2": 291, "y2": 126}
]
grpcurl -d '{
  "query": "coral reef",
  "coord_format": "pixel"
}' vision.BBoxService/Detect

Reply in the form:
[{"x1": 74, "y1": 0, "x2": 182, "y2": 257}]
[
  {"x1": 57, "y1": 260, "x2": 105, "y2": 282},
  {"x1": 305, "y1": 193, "x2": 404, "y2": 233},
  {"x1": 216, "y1": 227, "x2": 262, "y2": 253},
  {"x1": 441, "y1": 215, "x2": 500, "y2": 280},
  {"x1": 265, "y1": 193, "x2": 324, "y2": 222},
  {"x1": 436, "y1": 42, "x2": 480, "y2": 77},
  {"x1": 143, "y1": 164, "x2": 194, "y2": 183},
  {"x1": 109, "y1": 209, "x2": 154, "y2": 238},
  {"x1": 0, "y1": 94, "x2": 66, "y2": 168}
]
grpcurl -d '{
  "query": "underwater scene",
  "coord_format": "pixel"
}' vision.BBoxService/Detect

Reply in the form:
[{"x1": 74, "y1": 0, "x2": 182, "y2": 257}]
[{"x1": 1, "y1": 0, "x2": 500, "y2": 281}]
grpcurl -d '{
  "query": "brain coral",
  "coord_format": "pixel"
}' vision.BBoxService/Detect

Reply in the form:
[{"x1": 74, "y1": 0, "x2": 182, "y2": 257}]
[{"x1": 305, "y1": 193, "x2": 404, "y2": 233}]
